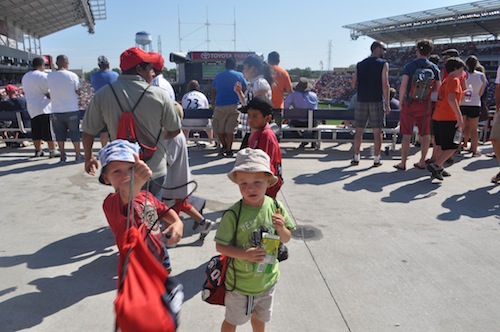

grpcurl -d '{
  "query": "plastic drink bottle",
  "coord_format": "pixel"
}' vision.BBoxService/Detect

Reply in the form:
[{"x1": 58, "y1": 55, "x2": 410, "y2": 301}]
[{"x1": 464, "y1": 84, "x2": 473, "y2": 102}]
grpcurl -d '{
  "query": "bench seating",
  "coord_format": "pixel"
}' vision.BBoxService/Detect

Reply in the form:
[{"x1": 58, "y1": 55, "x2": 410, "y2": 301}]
[
  {"x1": 278, "y1": 108, "x2": 401, "y2": 150},
  {"x1": 0, "y1": 109, "x2": 31, "y2": 143},
  {"x1": 1, "y1": 107, "x2": 403, "y2": 149}
]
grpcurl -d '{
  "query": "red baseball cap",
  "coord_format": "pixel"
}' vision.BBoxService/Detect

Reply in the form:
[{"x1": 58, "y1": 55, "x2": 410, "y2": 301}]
[
  {"x1": 148, "y1": 52, "x2": 164, "y2": 71},
  {"x1": 119, "y1": 47, "x2": 156, "y2": 71},
  {"x1": 4, "y1": 84, "x2": 17, "y2": 93}
]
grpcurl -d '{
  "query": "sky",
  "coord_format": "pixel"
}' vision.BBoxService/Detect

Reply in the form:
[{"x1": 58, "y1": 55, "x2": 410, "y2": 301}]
[{"x1": 41, "y1": 0, "x2": 471, "y2": 73}]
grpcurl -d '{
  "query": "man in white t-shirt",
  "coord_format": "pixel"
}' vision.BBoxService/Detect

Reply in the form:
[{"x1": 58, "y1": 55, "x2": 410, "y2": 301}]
[
  {"x1": 47, "y1": 55, "x2": 82, "y2": 163},
  {"x1": 150, "y1": 53, "x2": 176, "y2": 101},
  {"x1": 21, "y1": 57, "x2": 60, "y2": 158}
]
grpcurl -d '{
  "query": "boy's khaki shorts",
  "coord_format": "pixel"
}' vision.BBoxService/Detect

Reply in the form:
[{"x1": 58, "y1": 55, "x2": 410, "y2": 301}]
[{"x1": 224, "y1": 284, "x2": 276, "y2": 325}]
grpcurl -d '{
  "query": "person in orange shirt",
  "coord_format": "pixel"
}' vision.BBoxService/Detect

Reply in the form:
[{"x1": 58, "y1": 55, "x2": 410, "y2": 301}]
[
  {"x1": 427, "y1": 58, "x2": 467, "y2": 180},
  {"x1": 268, "y1": 51, "x2": 292, "y2": 109},
  {"x1": 268, "y1": 51, "x2": 292, "y2": 140}
]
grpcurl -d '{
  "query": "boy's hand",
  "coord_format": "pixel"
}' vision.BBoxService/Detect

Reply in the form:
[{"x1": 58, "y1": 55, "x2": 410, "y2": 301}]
[
  {"x1": 133, "y1": 154, "x2": 152, "y2": 183},
  {"x1": 244, "y1": 247, "x2": 266, "y2": 262},
  {"x1": 163, "y1": 220, "x2": 183, "y2": 245},
  {"x1": 272, "y1": 208, "x2": 285, "y2": 230}
]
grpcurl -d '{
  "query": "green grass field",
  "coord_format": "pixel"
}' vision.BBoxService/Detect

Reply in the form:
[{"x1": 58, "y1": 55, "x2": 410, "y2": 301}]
[{"x1": 317, "y1": 102, "x2": 349, "y2": 125}]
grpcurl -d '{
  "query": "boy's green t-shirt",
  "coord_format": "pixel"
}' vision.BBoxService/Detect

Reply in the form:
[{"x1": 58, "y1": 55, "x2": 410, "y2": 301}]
[{"x1": 214, "y1": 196, "x2": 296, "y2": 296}]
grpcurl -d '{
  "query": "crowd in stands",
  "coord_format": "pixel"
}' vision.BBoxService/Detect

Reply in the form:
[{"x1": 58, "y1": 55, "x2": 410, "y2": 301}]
[
  {"x1": 313, "y1": 41, "x2": 500, "y2": 108},
  {"x1": 314, "y1": 72, "x2": 356, "y2": 104},
  {"x1": 2, "y1": 79, "x2": 95, "y2": 110},
  {"x1": 78, "y1": 80, "x2": 94, "y2": 110}
]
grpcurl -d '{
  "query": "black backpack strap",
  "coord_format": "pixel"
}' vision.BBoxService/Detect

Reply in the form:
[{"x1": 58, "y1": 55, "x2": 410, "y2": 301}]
[
  {"x1": 222, "y1": 199, "x2": 242, "y2": 292},
  {"x1": 109, "y1": 83, "x2": 149, "y2": 114}
]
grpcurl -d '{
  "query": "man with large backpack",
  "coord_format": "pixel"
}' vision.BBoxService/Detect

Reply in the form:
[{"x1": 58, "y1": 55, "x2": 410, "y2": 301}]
[
  {"x1": 394, "y1": 39, "x2": 441, "y2": 171},
  {"x1": 82, "y1": 47, "x2": 181, "y2": 198}
]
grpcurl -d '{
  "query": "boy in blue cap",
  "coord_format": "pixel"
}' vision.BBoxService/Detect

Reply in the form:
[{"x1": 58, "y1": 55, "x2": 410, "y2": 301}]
[{"x1": 98, "y1": 139, "x2": 183, "y2": 270}]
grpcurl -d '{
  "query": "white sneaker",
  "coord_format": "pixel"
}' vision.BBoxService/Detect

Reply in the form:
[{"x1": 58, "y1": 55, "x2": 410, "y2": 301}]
[
  {"x1": 49, "y1": 150, "x2": 61, "y2": 158},
  {"x1": 200, "y1": 219, "x2": 214, "y2": 236}
]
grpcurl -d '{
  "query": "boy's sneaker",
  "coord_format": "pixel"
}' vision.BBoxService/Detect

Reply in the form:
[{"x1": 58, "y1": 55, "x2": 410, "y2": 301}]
[
  {"x1": 441, "y1": 170, "x2": 451, "y2": 177},
  {"x1": 59, "y1": 155, "x2": 67, "y2": 163},
  {"x1": 200, "y1": 219, "x2": 214, "y2": 237},
  {"x1": 225, "y1": 150, "x2": 234, "y2": 158},
  {"x1": 192, "y1": 221, "x2": 200, "y2": 231},
  {"x1": 427, "y1": 163, "x2": 443, "y2": 181}
]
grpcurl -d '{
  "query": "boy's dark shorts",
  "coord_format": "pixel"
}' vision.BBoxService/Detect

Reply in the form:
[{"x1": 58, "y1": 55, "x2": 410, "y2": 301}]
[{"x1": 433, "y1": 120, "x2": 458, "y2": 150}]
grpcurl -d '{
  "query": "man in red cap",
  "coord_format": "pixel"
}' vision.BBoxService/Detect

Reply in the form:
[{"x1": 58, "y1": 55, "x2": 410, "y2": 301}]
[
  {"x1": 82, "y1": 47, "x2": 181, "y2": 198},
  {"x1": 149, "y1": 52, "x2": 176, "y2": 101},
  {"x1": 0, "y1": 84, "x2": 27, "y2": 146}
]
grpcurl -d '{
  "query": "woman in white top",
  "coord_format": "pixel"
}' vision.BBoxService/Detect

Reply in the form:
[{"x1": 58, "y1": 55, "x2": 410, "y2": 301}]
[{"x1": 460, "y1": 55, "x2": 486, "y2": 156}]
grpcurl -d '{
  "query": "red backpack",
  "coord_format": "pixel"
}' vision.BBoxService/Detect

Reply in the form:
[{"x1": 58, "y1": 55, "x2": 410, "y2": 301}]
[
  {"x1": 115, "y1": 225, "x2": 182, "y2": 332},
  {"x1": 110, "y1": 85, "x2": 161, "y2": 161},
  {"x1": 201, "y1": 201, "x2": 241, "y2": 306}
]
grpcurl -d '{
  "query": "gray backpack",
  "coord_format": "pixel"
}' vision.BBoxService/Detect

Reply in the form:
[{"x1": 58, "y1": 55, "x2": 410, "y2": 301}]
[{"x1": 408, "y1": 63, "x2": 435, "y2": 102}]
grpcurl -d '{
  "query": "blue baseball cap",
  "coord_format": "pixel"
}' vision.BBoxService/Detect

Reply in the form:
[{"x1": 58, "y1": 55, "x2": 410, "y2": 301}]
[{"x1": 98, "y1": 139, "x2": 140, "y2": 185}]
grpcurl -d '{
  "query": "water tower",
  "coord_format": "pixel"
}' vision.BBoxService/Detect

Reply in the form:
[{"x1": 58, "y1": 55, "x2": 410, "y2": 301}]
[{"x1": 135, "y1": 31, "x2": 153, "y2": 51}]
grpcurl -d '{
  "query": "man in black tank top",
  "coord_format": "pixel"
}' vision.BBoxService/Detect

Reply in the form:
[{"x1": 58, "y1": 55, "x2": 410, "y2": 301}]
[{"x1": 351, "y1": 41, "x2": 391, "y2": 167}]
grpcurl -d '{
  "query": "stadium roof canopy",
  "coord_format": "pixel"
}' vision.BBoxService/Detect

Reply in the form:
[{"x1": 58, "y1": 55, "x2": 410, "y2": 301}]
[
  {"x1": 0, "y1": 0, "x2": 106, "y2": 39},
  {"x1": 343, "y1": 0, "x2": 500, "y2": 45}
]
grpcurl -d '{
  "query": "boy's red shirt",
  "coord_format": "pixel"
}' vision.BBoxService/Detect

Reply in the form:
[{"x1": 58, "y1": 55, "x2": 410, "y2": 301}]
[
  {"x1": 103, "y1": 190, "x2": 168, "y2": 262},
  {"x1": 248, "y1": 123, "x2": 283, "y2": 198}
]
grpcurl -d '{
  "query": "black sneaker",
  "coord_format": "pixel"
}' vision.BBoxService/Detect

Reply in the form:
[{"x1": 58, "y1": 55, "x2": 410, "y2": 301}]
[
  {"x1": 351, "y1": 159, "x2": 359, "y2": 166},
  {"x1": 218, "y1": 148, "x2": 226, "y2": 156},
  {"x1": 427, "y1": 163, "x2": 443, "y2": 181},
  {"x1": 441, "y1": 170, "x2": 451, "y2": 177},
  {"x1": 298, "y1": 142, "x2": 308, "y2": 148},
  {"x1": 31, "y1": 150, "x2": 45, "y2": 158},
  {"x1": 225, "y1": 150, "x2": 234, "y2": 157}
]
